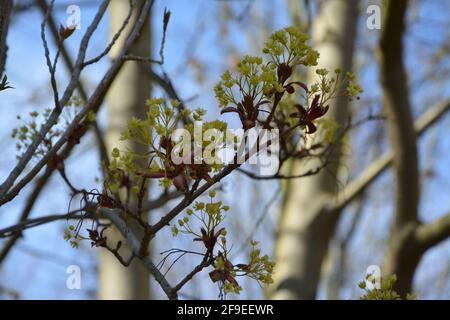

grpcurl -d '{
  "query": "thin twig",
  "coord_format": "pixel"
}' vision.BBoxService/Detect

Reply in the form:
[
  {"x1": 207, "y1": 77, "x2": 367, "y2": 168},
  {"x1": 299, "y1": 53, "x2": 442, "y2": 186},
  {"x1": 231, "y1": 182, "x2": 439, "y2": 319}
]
[
  {"x1": 0, "y1": 0, "x2": 156, "y2": 206},
  {"x1": 123, "y1": 8, "x2": 170, "y2": 65},
  {"x1": 83, "y1": 0, "x2": 135, "y2": 67},
  {"x1": 0, "y1": 210, "x2": 86, "y2": 238},
  {"x1": 40, "y1": 0, "x2": 60, "y2": 110},
  {"x1": 0, "y1": 0, "x2": 111, "y2": 201}
]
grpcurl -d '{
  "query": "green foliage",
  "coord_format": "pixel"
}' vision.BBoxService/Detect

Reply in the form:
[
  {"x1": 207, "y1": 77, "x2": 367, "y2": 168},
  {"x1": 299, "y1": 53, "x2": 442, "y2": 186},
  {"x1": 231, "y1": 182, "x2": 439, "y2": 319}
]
[
  {"x1": 11, "y1": 95, "x2": 88, "y2": 159},
  {"x1": 214, "y1": 55, "x2": 280, "y2": 108},
  {"x1": 106, "y1": 97, "x2": 231, "y2": 195},
  {"x1": 12, "y1": 108, "x2": 55, "y2": 159},
  {"x1": 214, "y1": 27, "x2": 362, "y2": 134},
  {"x1": 262, "y1": 27, "x2": 319, "y2": 67},
  {"x1": 63, "y1": 225, "x2": 80, "y2": 249},
  {"x1": 171, "y1": 191, "x2": 275, "y2": 297}
]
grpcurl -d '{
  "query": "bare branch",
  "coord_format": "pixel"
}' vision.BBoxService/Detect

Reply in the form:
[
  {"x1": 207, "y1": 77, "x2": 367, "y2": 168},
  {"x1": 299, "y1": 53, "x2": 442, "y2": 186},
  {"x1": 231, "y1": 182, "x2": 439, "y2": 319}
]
[
  {"x1": 0, "y1": 0, "x2": 111, "y2": 200},
  {"x1": 0, "y1": 210, "x2": 86, "y2": 239},
  {"x1": 83, "y1": 0, "x2": 135, "y2": 67},
  {"x1": 100, "y1": 207, "x2": 176, "y2": 299},
  {"x1": 123, "y1": 8, "x2": 170, "y2": 65},
  {"x1": 35, "y1": 0, "x2": 110, "y2": 171},
  {"x1": 171, "y1": 253, "x2": 213, "y2": 294},
  {"x1": 141, "y1": 190, "x2": 183, "y2": 211},
  {"x1": 237, "y1": 164, "x2": 325, "y2": 180},
  {"x1": 0, "y1": 0, "x2": 155, "y2": 206},
  {"x1": 40, "y1": 0, "x2": 60, "y2": 110},
  {"x1": 416, "y1": 212, "x2": 450, "y2": 249},
  {"x1": 0, "y1": 169, "x2": 53, "y2": 264},
  {"x1": 105, "y1": 241, "x2": 135, "y2": 267},
  {"x1": 332, "y1": 98, "x2": 450, "y2": 212}
]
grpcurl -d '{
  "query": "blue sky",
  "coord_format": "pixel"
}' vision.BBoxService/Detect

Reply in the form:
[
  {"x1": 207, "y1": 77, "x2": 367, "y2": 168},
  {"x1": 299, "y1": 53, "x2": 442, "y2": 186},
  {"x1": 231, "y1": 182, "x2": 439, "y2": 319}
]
[{"x1": 1, "y1": 0, "x2": 450, "y2": 299}]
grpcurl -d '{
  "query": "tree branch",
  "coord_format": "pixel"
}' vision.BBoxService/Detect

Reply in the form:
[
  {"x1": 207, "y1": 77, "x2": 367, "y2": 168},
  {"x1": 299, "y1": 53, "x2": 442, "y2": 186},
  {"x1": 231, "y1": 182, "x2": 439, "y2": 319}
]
[
  {"x1": 83, "y1": 0, "x2": 135, "y2": 67},
  {"x1": 0, "y1": 169, "x2": 53, "y2": 264},
  {"x1": 149, "y1": 164, "x2": 238, "y2": 235},
  {"x1": 416, "y1": 212, "x2": 450, "y2": 249},
  {"x1": 379, "y1": 0, "x2": 418, "y2": 228},
  {"x1": 141, "y1": 190, "x2": 183, "y2": 211},
  {"x1": 332, "y1": 98, "x2": 450, "y2": 212},
  {"x1": 171, "y1": 253, "x2": 213, "y2": 294},
  {"x1": 0, "y1": 0, "x2": 156, "y2": 206},
  {"x1": 35, "y1": 0, "x2": 110, "y2": 170},
  {"x1": 100, "y1": 207, "x2": 177, "y2": 299},
  {"x1": 0, "y1": 210, "x2": 86, "y2": 239},
  {"x1": 0, "y1": 0, "x2": 111, "y2": 198}
]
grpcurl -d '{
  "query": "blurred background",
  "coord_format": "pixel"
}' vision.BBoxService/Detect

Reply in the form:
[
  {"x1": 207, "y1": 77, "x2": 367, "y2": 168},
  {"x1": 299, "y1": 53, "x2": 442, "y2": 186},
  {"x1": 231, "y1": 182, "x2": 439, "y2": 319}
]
[{"x1": 0, "y1": 0, "x2": 449, "y2": 299}]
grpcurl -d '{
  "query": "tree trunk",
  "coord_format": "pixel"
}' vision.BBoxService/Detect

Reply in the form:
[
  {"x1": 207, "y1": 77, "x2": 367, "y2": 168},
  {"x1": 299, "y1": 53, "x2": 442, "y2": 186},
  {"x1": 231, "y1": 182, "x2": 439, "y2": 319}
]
[
  {"x1": 271, "y1": 0, "x2": 358, "y2": 300},
  {"x1": 0, "y1": 0, "x2": 13, "y2": 76},
  {"x1": 99, "y1": 0, "x2": 151, "y2": 299},
  {"x1": 378, "y1": 0, "x2": 420, "y2": 296}
]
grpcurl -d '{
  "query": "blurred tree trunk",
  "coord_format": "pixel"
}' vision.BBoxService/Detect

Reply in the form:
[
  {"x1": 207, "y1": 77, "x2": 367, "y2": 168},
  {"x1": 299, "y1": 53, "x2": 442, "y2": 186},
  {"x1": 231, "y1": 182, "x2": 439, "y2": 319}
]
[
  {"x1": 378, "y1": 0, "x2": 450, "y2": 296},
  {"x1": 0, "y1": 0, "x2": 12, "y2": 76},
  {"x1": 99, "y1": 0, "x2": 151, "y2": 299},
  {"x1": 271, "y1": 0, "x2": 359, "y2": 299},
  {"x1": 378, "y1": 0, "x2": 420, "y2": 296},
  {"x1": 286, "y1": 0, "x2": 309, "y2": 32}
]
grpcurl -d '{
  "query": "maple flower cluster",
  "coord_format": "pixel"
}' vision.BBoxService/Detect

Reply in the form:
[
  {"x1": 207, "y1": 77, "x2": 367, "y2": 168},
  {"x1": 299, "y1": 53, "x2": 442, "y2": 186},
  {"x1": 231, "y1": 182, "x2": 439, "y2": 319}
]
[
  {"x1": 107, "y1": 98, "x2": 230, "y2": 194},
  {"x1": 172, "y1": 191, "x2": 275, "y2": 296},
  {"x1": 214, "y1": 27, "x2": 362, "y2": 138}
]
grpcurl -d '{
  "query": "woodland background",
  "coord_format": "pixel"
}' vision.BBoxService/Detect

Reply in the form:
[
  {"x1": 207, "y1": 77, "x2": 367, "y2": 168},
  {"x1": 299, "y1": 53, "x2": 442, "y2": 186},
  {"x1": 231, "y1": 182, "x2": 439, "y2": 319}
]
[{"x1": 0, "y1": 0, "x2": 450, "y2": 299}]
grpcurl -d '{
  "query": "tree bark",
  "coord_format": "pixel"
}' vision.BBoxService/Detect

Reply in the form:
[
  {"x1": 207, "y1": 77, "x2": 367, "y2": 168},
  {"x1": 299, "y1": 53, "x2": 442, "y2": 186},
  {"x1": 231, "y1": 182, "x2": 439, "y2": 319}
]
[
  {"x1": 99, "y1": 0, "x2": 152, "y2": 299},
  {"x1": 378, "y1": 0, "x2": 421, "y2": 296},
  {"x1": 271, "y1": 0, "x2": 359, "y2": 300},
  {"x1": 0, "y1": 0, "x2": 13, "y2": 76}
]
